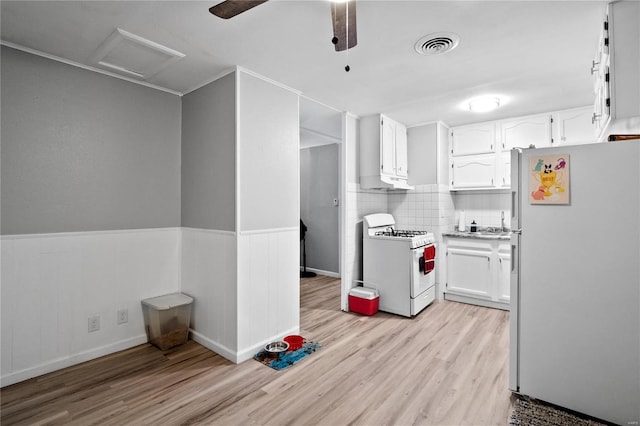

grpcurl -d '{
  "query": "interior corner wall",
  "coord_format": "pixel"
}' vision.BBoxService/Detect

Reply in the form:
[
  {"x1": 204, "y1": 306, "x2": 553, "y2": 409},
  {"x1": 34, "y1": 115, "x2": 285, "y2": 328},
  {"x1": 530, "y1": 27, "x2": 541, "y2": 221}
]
[
  {"x1": 408, "y1": 123, "x2": 438, "y2": 186},
  {"x1": 0, "y1": 46, "x2": 182, "y2": 386},
  {"x1": 181, "y1": 72, "x2": 236, "y2": 232},
  {"x1": 437, "y1": 122, "x2": 451, "y2": 185},
  {"x1": 180, "y1": 72, "x2": 238, "y2": 357},
  {"x1": 236, "y1": 71, "x2": 299, "y2": 360},
  {"x1": 342, "y1": 114, "x2": 361, "y2": 310}
]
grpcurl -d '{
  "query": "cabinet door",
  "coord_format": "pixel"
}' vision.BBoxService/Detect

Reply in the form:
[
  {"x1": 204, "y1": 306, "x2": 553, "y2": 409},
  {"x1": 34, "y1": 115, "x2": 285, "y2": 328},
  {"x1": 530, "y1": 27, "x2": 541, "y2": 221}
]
[
  {"x1": 380, "y1": 117, "x2": 396, "y2": 176},
  {"x1": 497, "y1": 245, "x2": 511, "y2": 302},
  {"x1": 446, "y1": 247, "x2": 492, "y2": 298},
  {"x1": 496, "y1": 152, "x2": 511, "y2": 188},
  {"x1": 451, "y1": 154, "x2": 496, "y2": 189},
  {"x1": 451, "y1": 123, "x2": 495, "y2": 156},
  {"x1": 593, "y1": 64, "x2": 610, "y2": 140},
  {"x1": 555, "y1": 107, "x2": 596, "y2": 146},
  {"x1": 500, "y1": 114, "x2": 552, "y2": 150},
  {"x1": 394, "y1": 123, "x2": 408, "y2": 178}
]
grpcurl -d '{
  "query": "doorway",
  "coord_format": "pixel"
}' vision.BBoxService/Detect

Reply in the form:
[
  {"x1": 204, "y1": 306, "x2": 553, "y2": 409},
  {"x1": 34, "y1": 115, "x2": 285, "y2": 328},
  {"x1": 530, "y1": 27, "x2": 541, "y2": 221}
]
[{"x1": 299, "y1": 97, "x2": 342, "y2": 277}]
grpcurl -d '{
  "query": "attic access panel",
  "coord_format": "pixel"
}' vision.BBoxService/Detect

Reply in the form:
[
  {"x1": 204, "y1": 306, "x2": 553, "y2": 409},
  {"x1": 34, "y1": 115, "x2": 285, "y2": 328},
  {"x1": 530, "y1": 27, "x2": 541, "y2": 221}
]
[{"x1": 92, "y1": 28, "x2": 185, "y2": 80}]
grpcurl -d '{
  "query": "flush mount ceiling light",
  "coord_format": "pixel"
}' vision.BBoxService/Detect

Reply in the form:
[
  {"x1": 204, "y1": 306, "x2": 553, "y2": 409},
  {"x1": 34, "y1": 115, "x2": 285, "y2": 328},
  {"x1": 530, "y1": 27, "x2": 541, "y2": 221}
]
[{"x1": 468, "y1": 96, "x2": 501, "y2": 113}]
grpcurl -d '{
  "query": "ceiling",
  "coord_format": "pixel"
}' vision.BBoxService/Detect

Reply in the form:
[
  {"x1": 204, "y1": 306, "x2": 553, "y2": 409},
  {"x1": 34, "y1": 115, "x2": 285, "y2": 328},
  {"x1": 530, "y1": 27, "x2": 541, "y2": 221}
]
[{"x1": 1, "y1": 1, "x2": 606, "y2": 129}]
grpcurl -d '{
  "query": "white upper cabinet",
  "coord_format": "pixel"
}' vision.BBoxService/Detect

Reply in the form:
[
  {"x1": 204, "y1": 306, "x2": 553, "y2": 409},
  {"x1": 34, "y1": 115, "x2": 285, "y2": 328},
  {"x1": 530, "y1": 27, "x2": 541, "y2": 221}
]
[
  {"x1": 499, "y1": 113, "x2": 553, "y2": 151},
  {"x1": 380, "y1": 117, "x2": 396, "y2": 177},
  {"x1": 393, "y1": 121, "x2": 408, "y2": 179},
  {"x1": 496, "y1": 152, "x2": 511, "y2": 188},
  {"x1": 449, "y1": 105, "x2": 598, "y2": 191},
  {"x1": 360, "y1": 114, "x2": 412, "y2": 189},
  {"x1": 451, "y1": 154, "x2": 496, "y2": 190},
  {"x1": 593, "y1": 2, "x2": 640, "y2": 141},
  {"x1": 592, "y1": 20, "x2": 610, "y2": 139},
  {"x1": 555, "y1": 106, "x2": 596, "y2": 146},
  {"x1": 451, "y1": 123, "x2": 495, "y2": 156}
]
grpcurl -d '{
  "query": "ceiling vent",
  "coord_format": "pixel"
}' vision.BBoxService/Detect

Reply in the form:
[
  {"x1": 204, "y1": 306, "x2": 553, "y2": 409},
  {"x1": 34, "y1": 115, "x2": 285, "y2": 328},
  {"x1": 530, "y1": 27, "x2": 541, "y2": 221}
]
[{"x1": 414, "y1": 32, "x2": 460, "y2": 55}]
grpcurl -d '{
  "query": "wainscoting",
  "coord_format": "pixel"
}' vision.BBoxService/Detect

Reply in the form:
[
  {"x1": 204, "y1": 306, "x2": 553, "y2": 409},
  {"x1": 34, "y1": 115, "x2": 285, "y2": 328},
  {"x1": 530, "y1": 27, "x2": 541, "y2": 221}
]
[
  {"x1": 0, "y1": 228, "x2": 181, "y2": 386},
  {"x1": 180, "y1": 227, "x2": 238, "y2": 361},
  {"x1": 236, "y1": 227, "x2": 299, "y2": 362},
  {"x1": 2, "y1": 226, "x2": 300, "y2": 385}
]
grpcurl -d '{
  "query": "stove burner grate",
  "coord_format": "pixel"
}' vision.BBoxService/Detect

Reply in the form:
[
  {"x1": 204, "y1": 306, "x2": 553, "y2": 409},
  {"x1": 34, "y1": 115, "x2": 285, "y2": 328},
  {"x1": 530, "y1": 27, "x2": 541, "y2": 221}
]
[{"x1": 375, "y1": 229, "x2": 428, "y2": 238}]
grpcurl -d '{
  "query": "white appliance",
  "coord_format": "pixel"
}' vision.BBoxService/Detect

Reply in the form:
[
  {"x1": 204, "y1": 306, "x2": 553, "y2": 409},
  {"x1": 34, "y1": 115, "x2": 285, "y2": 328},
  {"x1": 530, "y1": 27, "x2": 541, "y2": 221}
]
[
  {"x1": 363, "y1": 213, "x2": 436, "y2": 317},
  {"x1": 509, "y1": 141, "x2": 640, "y2": 425}
]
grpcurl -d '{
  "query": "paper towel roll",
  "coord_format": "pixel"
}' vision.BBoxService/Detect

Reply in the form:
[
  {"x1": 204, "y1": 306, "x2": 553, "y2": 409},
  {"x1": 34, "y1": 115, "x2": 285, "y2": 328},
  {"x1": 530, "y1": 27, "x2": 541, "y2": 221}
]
[{"x1": 458, "y1": 211, "x2": 466, "y2": 231}]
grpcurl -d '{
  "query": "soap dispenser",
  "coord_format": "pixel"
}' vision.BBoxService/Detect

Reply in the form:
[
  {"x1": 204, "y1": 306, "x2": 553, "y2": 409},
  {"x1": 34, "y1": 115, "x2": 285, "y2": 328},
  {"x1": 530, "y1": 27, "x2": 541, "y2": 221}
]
[{"x1": 470, "y1": 221, "x2": 477, "y2": 232}]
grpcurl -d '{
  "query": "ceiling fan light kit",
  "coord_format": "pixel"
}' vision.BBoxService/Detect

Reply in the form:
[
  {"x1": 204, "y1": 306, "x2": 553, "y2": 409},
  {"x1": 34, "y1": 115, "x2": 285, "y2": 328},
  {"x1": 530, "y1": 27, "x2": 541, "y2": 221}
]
[
  {"x1": 209, "y1": 0, "x2": 357, "y2": 52},
  {"x1": 330, "y1": 0, "x2": 357, "y2": 52},
  {"x1": 208, "y1": 0, "x2": 268, "y2": 19}
]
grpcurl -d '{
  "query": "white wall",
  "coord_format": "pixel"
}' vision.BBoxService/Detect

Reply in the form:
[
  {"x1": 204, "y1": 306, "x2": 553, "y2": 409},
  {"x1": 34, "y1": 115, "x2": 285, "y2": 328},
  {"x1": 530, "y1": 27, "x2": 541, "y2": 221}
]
[
  {"x1": 236, "y1": 70, "x2": 300, "y2": 360},
  {"x1": 1, "y1": 46, "x2": 181, "y2": 235},
  {"x1": 342, "y1": 114, "x2": 390, "y2": 309},
  {"x1": 1, "y1": 229, "x2": 180, "y2": 386},
  {"x1": 2, "y1": 49, "x2": 302, "y2": 384},
  {"x1": 1, "y1": 46, "x2": 182, "y2": 387},
  {"x1": 238, "y1": 72, "x2": 299, "y2": 232}
]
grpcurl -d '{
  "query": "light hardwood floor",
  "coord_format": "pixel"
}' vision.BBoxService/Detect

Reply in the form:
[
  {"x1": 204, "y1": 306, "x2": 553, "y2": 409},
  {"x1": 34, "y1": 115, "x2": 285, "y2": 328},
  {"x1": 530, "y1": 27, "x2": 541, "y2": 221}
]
[{"x1": 1, "y1": 276, "x2": 514, "y2": 425}]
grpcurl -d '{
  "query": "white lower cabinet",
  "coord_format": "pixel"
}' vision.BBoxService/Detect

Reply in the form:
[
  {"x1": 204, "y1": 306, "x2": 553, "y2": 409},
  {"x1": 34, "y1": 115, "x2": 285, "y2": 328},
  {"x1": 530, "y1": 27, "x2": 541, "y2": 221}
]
[
  {"x1": 497, "y1": 244, "x2": 511, "y2": 302},
  {"x1": 444, "y1": 237, "x2": 510, "y2": 310}
]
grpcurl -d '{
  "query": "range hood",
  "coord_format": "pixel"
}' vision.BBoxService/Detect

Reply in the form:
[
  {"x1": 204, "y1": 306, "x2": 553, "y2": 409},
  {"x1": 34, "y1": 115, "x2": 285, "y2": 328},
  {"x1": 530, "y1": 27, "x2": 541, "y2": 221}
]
[{"x1": 360, "y1": 174, "x2": 414, "y2": 190}]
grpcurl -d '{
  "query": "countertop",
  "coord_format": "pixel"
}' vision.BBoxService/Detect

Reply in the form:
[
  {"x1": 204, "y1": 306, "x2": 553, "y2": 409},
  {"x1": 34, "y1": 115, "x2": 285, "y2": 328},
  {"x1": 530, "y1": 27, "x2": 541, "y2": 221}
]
[{"x1": 442, "y1": 230, "x2": 512, "y2": 241}]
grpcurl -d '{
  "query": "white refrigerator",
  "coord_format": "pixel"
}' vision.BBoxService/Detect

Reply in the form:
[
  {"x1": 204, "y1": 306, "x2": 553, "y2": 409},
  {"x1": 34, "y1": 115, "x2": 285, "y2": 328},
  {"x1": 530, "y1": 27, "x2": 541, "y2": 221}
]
[{"x1": 509, "y1": 141, "x2": 640, "y2": 425}]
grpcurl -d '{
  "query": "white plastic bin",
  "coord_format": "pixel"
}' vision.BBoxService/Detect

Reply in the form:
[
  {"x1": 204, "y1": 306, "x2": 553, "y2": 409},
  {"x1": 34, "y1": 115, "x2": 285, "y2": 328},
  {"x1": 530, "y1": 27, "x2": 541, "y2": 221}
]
[{"x1": 141, "y1": 293, "x2": 193, "y2": 350}]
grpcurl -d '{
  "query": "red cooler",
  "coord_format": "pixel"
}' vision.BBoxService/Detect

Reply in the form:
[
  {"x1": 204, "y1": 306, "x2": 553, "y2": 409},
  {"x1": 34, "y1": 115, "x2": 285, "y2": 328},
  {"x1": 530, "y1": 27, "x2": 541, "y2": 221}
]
[{"x1": 348, "y1": 287, "x2": 380, "y2": 315}]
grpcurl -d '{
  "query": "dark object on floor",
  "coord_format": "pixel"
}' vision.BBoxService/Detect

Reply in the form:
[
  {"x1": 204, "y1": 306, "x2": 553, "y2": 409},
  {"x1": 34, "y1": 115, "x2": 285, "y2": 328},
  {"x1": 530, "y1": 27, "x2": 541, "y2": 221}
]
[
  {"x1": 509, "y1": 396, "x2": 609, "y2": 426},
  {"x1": 300, "y1": 219, "x2": 316, "y2": 278},
  {"x1": 254, "y1": 339, "x2": 322, "y2": 371}
]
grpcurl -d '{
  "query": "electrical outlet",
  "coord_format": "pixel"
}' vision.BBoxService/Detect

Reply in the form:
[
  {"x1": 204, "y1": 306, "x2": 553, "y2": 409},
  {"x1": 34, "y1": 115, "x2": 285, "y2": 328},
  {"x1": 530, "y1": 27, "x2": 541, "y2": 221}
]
[
  {"x1": 117, "y1": 309, "x2": 128, "y2": 325},
  {"x1": 88, "y1": 316, "x2": 100, "y2": 333}
]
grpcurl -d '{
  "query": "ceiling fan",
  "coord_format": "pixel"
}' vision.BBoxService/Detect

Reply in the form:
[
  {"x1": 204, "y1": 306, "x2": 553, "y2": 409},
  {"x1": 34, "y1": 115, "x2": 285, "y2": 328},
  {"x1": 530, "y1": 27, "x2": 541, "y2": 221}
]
[{"x1": 209, "y1": 0, "x2": 357, "y2": 52}]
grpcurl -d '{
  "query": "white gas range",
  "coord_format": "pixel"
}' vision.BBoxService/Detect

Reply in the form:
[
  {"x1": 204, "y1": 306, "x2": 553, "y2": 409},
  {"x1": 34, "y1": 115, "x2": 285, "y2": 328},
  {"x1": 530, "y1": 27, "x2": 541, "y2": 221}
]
[{"x1": 362, "y1": 213, "x2": 436, "y2": 317}]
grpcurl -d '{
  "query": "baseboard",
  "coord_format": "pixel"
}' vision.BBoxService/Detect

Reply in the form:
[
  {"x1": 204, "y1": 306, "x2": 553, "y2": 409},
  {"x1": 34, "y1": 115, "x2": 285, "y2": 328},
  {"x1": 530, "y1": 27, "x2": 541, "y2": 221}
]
[
  {"x1": 190, "y1": 327, "x2": 301, "y2": 364},
  {"x1": 188, "y1": 330, "x2": 238, "y2": 363},
  {"x1": 235, "y1": 326, "x2": 301, "y2": 363},
  {"x1": 443, "y1": 292, "x2": 509, "y2": 311},
  {"x1": 299, "y1": 267, "x2": 340, "y2": 278},
  {"x1": 0, "y1": 334, "x2": 148, "y2": 387}
]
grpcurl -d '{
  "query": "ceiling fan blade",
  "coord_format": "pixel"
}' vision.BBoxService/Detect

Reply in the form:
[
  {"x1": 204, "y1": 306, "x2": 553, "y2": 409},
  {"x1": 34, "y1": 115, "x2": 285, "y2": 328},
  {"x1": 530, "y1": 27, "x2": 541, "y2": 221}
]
[
  {"x1": 209, "y1": 0, "x2": 268, "y2": 19},
  {"x1": 331, "y1": 0, "x2": 357, "y2": 52}
]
